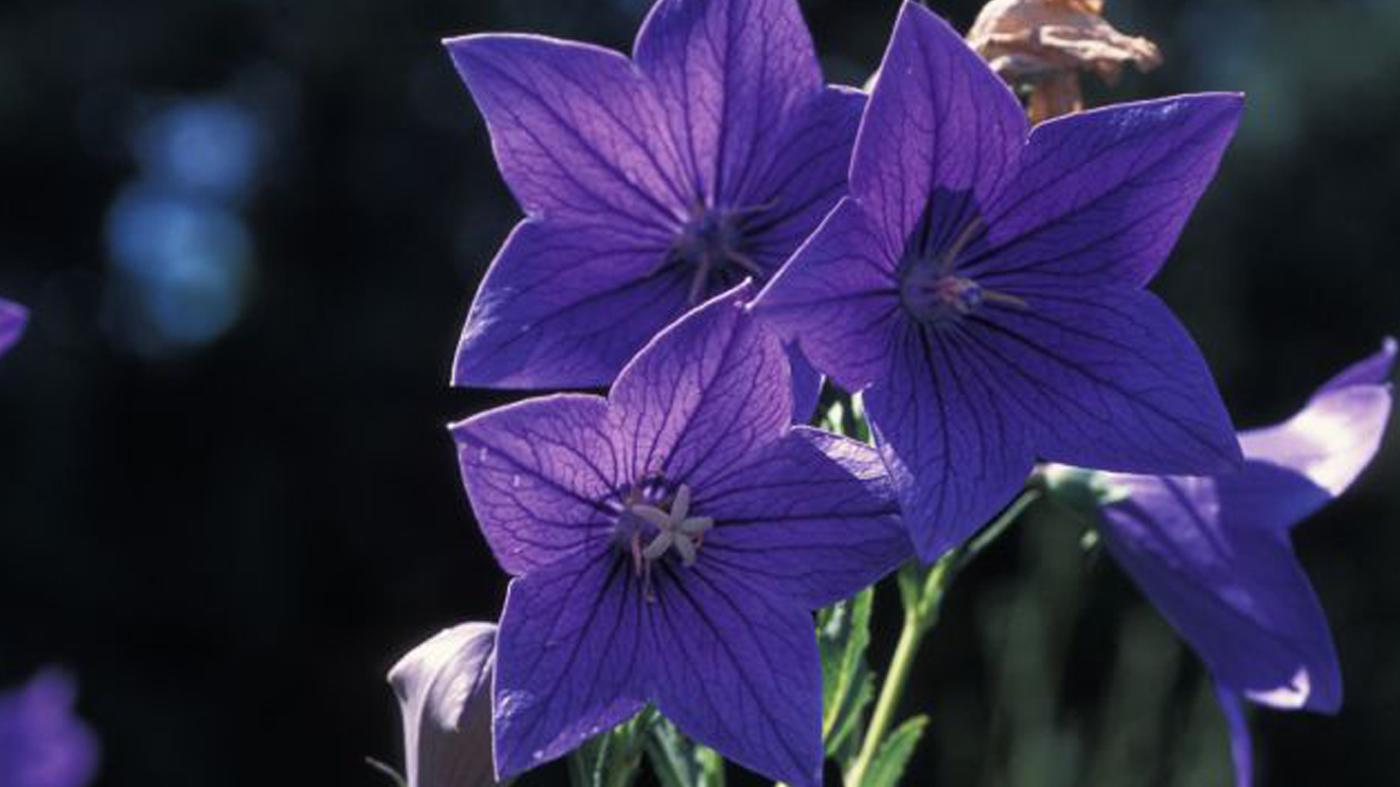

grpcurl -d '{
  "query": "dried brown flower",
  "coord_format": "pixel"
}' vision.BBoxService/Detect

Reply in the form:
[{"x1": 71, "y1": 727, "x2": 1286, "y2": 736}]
[{"x1": 967, "y1": 0, "x2": 1162, "y2": 123}]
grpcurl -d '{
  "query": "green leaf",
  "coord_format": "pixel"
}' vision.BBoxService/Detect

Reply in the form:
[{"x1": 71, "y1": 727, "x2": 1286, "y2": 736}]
[
  {"x1": 817, "y1": 586, "x2": 877, "y2": 762},
  {"x1": 567, "y1": 708, "x2": 655, "y2": 787},
  {"x1": 855, "y1": 715, "x2": 928, "y2": 787},
  {"x1": 644, "y1": 715, "x2": 725, "y2": 787}
]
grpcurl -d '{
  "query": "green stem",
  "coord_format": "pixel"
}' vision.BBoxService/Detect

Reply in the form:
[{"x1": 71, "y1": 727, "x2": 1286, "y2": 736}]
[
  {"x1": 844, "y1": 607, "x2": 925, "y2": 787},
  {"x1": 843, "y1": 486, "x2": 1042, "y2": 787}
]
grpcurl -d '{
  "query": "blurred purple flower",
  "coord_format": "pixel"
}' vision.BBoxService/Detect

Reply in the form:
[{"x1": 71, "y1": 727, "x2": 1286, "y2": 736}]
[
  {"x1": 451, "y1": 284, "x2": 911, "y2": 786},
  {"x1": 0, "y1": 671, "x2": 99, "y2": 787},
  {"x1": 389, "y1": 623, "x2": 503, "y2": 787},
  {"x1": 1096, "y1": 338, "x2": 1396, "y2": 786},
  {"x1": 755, "y1": 1, "x2": 1242, "y2": 560},
  {"x1": 0, "y1": 298, "x2": 27, "y2": 358},
  {"x1": 444, "y1": 0, "x2": 862, "y2": 410}
]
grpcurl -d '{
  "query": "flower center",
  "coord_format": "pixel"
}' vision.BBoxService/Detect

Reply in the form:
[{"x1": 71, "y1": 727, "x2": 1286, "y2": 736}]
[
  {"x1": 899, "y1": 216, "x2": 1025, "y2": 325},
  {"x1": 615, "y1": 481, "x2": 713, "y2": 602},
  {"x1": 667, "y1": 205, "x2": 766, "y2": 304}
]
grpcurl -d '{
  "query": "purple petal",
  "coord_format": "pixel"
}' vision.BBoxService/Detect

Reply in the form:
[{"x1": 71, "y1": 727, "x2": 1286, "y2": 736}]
[
  {"x1": 0, "y1": 671, "x2": 99, "y2": 787},
  {"x1": 969, "y1": 94, "x2": 1243, "y2": 288},
  {"x1": 444, "y1": 34, "x2": 688, "y2": 229},
  {"x1": 971, "y1": 288, "x2": 1241, "y2": 474},
  {"x1": 388, "y1": 623, "x2": 502, "y2": 787},
  {"x1": 0, "y1": 298, "x2": 27, "y2": 358},
  {"x1": 1099, "y1": 473, "x2": 1342, "y2": 713},
  {"x1": 648, "y1": 569, "x2": 823, "y2": 787},
  {"x1": 633, "y1": 0, "x2": 823, "y2": 204},
  {"x1": 754, "y1": 199, "x2": 904, "y2": 392},
  {"x1": 864, "y1": 319, "x2": 1035, "y2": 561},
  {"x1": 694, "y1": 427, "x2": 911, "y2": 607},
  {"x1": 1234, "y1": 388, "x2": 1392, "y2": 525},
  {"x1": 610, "y1": 283, "x2": 792, "y2": 491},
  {"x1": 451, "y1": 394, "x2": 622, "y2": 575},
  {"x1": 1227, "y1": 338, "x2": 1394, "y2": 528},
  {"x1": 785, "y1": 342, "x2": 824, "y2": 425},
  {"x1": 1214, "y1": 685, "x2": 1254, "y2": 787},
  {"x1": 851, "y1": 2, "x2": 1026, "y2": 262},
  {"x1": 1316, "y1": 335, "x2": 1396, "y2": 394},
  {"x1": 453, "y1": 219, "x2": 689, "y2": 388},
  {"x1": 735, "y1": 86, "x2": 866, "y2": 275},
  {"x1": 493, "y1": 553, "x2": 648, "y2": 779}
]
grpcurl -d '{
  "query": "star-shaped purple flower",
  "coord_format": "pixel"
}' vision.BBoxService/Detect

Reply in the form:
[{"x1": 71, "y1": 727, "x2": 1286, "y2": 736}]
[
  {"x1": 445, "y1": 0, "x2": 862, "y2": 410},
  {"x1": 754, "y1": 1, "x2": 1243, "y2": 560},
  {"x1": 1094, "y1": 338, "x2": 1394, "y2": 787},
  {"x1": 0, "y1": 671, "x2": 99, "y2": 787},
  {"x1": 0, "y1": 298, "x2": 27, "y2": 358},
  {"x1": 451, "y1": 284, "x2": 911, "y2": 786}
]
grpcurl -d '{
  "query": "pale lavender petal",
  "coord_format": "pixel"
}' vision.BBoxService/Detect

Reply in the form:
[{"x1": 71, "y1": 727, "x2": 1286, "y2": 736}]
[
  {"x1": 493, "y1": 553, "x2": 649, "y2": 779},
  {"x1": 451, "y1": 395, "x2": 623, "y2": 575},
  {"x1": 1317, "y1": 336, "x2": 1397, "y2": 394},
  {"x1": 445, "y1": 34, "x2": 688, "y2": 228},
  {"x1": 865, "y1": 319, "x2": 1035, "y2": 561},
  {"x1": 1214, "y1": 685, "x2": 1254, "y2": 787},
  {"x1": 389, "y1": 623, "x2": 502, "y2": 787},
  {"x1": 1100, "y1": 473, "x2": 1342, "y2": 713},
  {"x1": 634, "y1": 0, "x2": 822, "y2": 204},
  {"x1": 0, "y1": 298, "x2": 27, "y2": 358},
  {"x1": 453, "y1": 219, "x2": 688, "y2": 388},
  {"x1": 0, "y1": 671, "x2": 99, "y2": 787},
  {"x1": 734, "y1": 86, "x2": 866, "y2": 274},
  {"x1": 1234, "y1": 387, "x2": 1391, "y2": 525},
  {"x1": 694, "y1": 427, "x2": 911, "y2": 607},
  {"x1": 851, "y1": 2, "x2": 1026, "y2": 261},
  {"x1": 969, "y1": 94, "x2": 1243, "y2": 288},
  {"x1": 611, "y1": 283, "x2": 791, "y2": 490},
  {"x1": 970, "y1": 288, "x2": 1241, "y2": 473},
  {"x1": 754, "y1": 199, "x2": 904, "y2": 392},
  {"x1": 648, "y1": 569, "x2": 822, "y2": 787}
]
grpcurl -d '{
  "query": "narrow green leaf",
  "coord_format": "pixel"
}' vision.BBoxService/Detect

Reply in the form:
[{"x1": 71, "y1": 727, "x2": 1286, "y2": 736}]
[
  {"x1": 818, "y1": 586, "x2": 877, "y2": 762},
  {"x1": 855, "y1": 715, "x2": 928, "y2": 787}
]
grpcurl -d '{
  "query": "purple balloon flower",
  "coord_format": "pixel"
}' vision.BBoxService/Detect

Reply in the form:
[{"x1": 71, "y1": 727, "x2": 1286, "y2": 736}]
[
  {"x1": 0, "y1": 671, "x2": 99, "y2": 787},
  {"x1": 451, "y1": 284, "x2": 911, "y2": 786},
  {"x1": 754, "y1": 1, "x2": 1243, "y2": 561},
  {"x1": 1095, "y1": 338, "x2": 1395, "y2": 787},
  {"x1": 444, "y1": 0, "x2": 862, "y2": 406},
  {"x1": 389, "y1": 623, "x2": 504, "y2": 787},
  {"x1": 0, "y1": 298, "x2": 27, "y2": 358}
]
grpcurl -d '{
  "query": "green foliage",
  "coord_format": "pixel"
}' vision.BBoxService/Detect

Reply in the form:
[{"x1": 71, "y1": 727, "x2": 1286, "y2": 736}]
[
  {"x1": 857, "y1": 715, "x2": 929, "y2": 787},
  {"x1": 645, "y1": 715, "x2": 725, "y2": 787},
  {"x1": 568, "y1": 708, "x2": 656, "y2": 787},
  {"x1": 817, "y1": 586, "x2": 878, "y2": 765}
]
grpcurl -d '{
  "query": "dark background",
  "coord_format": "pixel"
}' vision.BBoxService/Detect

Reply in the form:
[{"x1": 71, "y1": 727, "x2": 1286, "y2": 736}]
[{"x1": 1, "y1": 0, "x2": 1396, "y2": 785}]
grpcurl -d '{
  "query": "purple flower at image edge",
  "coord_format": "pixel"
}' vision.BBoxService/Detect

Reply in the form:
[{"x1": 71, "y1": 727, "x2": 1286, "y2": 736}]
[
  {"x1": 0, "y1": 297, "x2": 27, "y2": 358},
  {"x1": 444, "y1": 0, "x2": 864, "y2": 416},
  {"x1": 0, "y1": 671, "x2": 99, "y2": 787},
  {"x1": 451, "y1": 284, "x2": 912, "y2": 786},
  {"x1": 389, "y1": 622, "x2": 504, "y2": 787},
  {"x1": 754, "y1": 1, "x2": 1243, "y2": 561},
  {"x1": 1095, "y1": 338, "x2": 1396, "y2": 787}
]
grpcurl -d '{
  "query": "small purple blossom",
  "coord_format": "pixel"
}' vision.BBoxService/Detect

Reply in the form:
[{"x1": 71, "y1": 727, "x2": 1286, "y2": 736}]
[
  {"x1": 1094, "y1": 338, "x2": 1395, "y2": 787},
  {"x1": 451, "y1": 284, "x2": 911, "y2": 786},
  {"x1": 0, "y1": 671, "x2": 99, "y2": 787},
  {"x1": 388, "y1": 622, "x2": 503, "y2": 787},
  {"x1": 444, "y1": 0, "x2": 862, "y2": 414},
  {"x1": 755, "y1": 1, "x2": 1243, "y2": 560},
  {"x1": 0, "y1": 298, "x2": 27, "y2": 358}
]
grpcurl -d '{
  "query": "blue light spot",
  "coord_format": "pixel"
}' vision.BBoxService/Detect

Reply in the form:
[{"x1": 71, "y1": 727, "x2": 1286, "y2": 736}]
[{"x1": 134, "y1": 99, "x2": 264, "y2": 201}]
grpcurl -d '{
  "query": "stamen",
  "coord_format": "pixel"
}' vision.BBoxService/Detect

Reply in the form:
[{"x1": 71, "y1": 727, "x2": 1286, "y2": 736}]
[
  {"x1": 619, "y1": 482, "x2": 713, "y2": 601},
  {"x1": 939, "y1": 216, "x2": 985, "y2": 274}
]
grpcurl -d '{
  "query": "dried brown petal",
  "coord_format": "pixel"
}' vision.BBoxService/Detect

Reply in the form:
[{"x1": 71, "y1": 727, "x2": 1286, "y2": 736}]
[{"x1": 967, "y1": 0, "x2": 1162, "y2": 123}]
